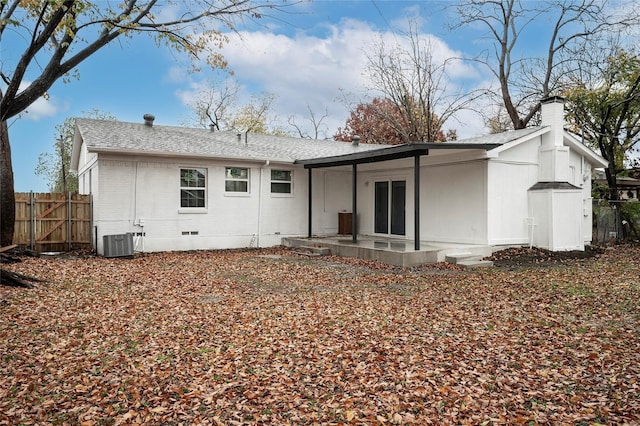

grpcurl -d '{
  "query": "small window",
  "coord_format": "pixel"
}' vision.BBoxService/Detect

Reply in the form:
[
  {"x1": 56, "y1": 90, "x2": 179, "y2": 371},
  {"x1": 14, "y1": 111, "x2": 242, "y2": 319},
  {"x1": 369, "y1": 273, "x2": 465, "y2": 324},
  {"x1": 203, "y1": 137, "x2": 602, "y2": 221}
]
[
  {"x1": 225, "y1": 167, "x2": 249, "y2": 192},
  {"x1": 271, "y1": 170, "x2": 292, "y2": 194},
  {"x1": 180, "y1": 168, "x2": 206, "y2": 208}
]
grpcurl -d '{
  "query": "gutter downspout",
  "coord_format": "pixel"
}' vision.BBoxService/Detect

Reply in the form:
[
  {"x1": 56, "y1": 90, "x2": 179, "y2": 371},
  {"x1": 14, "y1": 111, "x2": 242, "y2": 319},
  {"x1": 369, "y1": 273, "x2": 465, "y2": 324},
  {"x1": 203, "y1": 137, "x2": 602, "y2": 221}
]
[
  {"x1": 257, "y1": 160, "x2": 270, "y2": 247},
  {"x1": 308, "y1": 168, "x2": 312, "y2": 238},
  {"x1": 134, "y1": 161, "x2": 145, "y2": 253}
]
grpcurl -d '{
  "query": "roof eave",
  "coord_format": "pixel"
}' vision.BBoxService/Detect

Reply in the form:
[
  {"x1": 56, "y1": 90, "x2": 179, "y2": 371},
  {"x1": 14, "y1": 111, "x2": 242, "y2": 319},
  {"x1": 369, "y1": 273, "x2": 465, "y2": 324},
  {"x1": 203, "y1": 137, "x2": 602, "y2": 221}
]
[
  {"x1": 88, "y1": 146, "x2": 295, "y2": 165},
  {"x1": 295, "y1": 142, "x2": 500, "y2": 169},
  {"x1": 70, "y1": 122, "x2": 83, "y2": 173},
  {"x1": 563, "y1": 131, "x2": 609, "y2": 168},
  {"x1": 488, "y1": 126, "x2": 550, "y2": 155}
]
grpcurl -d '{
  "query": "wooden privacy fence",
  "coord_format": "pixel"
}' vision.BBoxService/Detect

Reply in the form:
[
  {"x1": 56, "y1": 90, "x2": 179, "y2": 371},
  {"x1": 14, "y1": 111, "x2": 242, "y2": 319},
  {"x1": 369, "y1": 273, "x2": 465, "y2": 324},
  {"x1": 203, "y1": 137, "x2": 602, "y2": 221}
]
[{"x1": 13, "y1": 192, "x2": 92, "y2": 252}]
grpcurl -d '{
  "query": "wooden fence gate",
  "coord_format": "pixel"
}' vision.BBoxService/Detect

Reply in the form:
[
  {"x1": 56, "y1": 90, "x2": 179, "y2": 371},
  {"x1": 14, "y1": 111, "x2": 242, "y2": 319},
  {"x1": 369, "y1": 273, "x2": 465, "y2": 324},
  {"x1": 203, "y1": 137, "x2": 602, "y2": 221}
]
[{"x1": 13, "y1": 192, "x2": 92, "y2": 252}]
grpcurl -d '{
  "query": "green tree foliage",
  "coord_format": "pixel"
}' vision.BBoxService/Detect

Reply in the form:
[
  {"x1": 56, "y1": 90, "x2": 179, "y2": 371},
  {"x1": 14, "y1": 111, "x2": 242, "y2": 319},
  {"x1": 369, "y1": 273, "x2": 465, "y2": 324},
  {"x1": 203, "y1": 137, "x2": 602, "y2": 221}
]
[
  {"x1": 227, "y1": 93, "x2": 289, "y2": 136},
  {"x1": 565, "y1": 49, "x2": 640, "y2": 241},
  {"x1": 35, "y1": 111, "x2": 116, "y2": 193},
  {"x1": 564, "y1": 50, "x2": 640, "y2": 202}
]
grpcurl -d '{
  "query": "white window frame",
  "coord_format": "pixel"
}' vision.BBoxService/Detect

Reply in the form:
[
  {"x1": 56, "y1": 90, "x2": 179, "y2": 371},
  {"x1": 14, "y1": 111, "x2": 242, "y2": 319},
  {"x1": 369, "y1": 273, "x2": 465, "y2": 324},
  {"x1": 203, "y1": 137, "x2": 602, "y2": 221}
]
[
  {"x1": 225, "y1": 167, "x2": 250, "y2": 195},
  {"x1": 179, "y1": 167, "x2": 207, "y2": 212},
  {"x1": 270, "y1": 169, "x2": 293, "y2": 196}
]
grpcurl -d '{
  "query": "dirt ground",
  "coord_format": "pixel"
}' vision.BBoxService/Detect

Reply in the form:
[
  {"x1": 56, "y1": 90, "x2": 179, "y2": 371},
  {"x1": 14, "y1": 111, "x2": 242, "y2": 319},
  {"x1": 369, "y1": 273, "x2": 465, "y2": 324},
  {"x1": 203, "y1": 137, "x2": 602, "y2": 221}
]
[{"x1": 486, "y1": 244, "x2": 607, "y2": 270}]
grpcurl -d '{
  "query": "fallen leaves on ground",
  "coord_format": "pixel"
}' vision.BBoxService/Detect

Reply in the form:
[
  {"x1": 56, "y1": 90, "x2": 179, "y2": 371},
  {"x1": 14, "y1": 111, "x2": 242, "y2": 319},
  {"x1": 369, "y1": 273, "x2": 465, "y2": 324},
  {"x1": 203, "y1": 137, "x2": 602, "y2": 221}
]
[
  {"x1": 1, "y1": 246, "x2": 639, "y2": 425},
  {"x1": 487, "y1": 245, "x2": 605, "y2": 270}
]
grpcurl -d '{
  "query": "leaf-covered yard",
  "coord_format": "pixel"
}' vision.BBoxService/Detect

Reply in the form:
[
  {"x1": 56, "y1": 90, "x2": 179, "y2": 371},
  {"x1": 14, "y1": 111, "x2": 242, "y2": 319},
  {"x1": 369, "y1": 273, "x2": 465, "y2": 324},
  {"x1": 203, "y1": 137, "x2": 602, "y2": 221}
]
[{"x1": 1, "y1": 246, "x2": 639, "y2": 425}]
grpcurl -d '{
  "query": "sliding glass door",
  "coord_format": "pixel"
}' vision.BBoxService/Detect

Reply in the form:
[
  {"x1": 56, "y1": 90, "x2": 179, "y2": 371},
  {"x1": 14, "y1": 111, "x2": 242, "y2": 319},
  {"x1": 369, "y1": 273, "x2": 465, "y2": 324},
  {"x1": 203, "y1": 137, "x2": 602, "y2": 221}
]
[{"x1": 374, "y1": 180, "x2": 406, "y2": 236}]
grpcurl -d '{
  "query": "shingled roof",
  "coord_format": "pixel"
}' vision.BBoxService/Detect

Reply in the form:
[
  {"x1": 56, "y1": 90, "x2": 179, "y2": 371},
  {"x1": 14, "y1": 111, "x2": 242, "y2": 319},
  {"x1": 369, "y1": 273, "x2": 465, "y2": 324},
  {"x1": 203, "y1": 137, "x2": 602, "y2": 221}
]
[
  {"x1": 73, "y1": 118, "x2": 386, "y2": 164},
  {"x1": 73, "y1": 117, "x2": 606, "y2": 172}
]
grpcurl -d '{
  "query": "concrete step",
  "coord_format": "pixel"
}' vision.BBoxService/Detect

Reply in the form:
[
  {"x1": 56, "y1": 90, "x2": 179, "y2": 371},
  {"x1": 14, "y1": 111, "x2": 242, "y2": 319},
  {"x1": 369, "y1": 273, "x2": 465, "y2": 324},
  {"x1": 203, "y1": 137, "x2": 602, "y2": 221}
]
[
  {"x1": 444, "y1": 252, "x2": 475, "y2": 264},
  {"x1": 445, "y1": 250, "x2": 494, "y2": 268},
  {"x1": 296, "y1": 246, "x2": 331, "y2": 256},
  {"x1": 457, "y1": 259, "x2": 494, "y2": 268}
]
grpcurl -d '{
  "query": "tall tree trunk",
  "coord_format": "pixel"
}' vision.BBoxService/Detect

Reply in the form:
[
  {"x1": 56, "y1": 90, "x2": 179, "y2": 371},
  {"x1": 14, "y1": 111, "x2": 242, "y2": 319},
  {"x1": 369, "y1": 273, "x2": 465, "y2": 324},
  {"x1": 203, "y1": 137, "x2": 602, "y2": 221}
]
[
  {"x1": 604, "y1": 169, "x2": 626, "y2": 242},
  {"x1": 602, "y1": 140, "x2": 628, "y2": 241},
  {"x1": 1, "y1": 92, "x2": 37, "y2": 287},
  {"x1": 1, "y1": 115, "x2": 15, "y2": 248}
]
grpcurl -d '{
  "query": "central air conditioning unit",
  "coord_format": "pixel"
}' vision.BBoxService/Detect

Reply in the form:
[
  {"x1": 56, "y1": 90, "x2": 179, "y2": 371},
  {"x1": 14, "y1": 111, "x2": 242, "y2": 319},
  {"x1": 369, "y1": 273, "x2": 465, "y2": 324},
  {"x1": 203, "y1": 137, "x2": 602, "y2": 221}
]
[{"x1": 103, "y1": 233, "x2": 134, "y2": 258}]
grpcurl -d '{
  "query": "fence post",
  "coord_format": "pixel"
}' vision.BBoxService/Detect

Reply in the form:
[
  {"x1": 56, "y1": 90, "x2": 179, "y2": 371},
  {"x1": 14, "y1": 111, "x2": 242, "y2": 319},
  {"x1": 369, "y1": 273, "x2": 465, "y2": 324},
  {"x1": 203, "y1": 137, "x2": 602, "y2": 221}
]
[
  {"x1": 29, "y1": 191, "x2": 35, "y2": 251},
  {"x1": 67, "y1": 191, "x2": 72, "y2": 251},
  {"x1": 90, "y1": 194, "x2": 94, "y2": 251}
]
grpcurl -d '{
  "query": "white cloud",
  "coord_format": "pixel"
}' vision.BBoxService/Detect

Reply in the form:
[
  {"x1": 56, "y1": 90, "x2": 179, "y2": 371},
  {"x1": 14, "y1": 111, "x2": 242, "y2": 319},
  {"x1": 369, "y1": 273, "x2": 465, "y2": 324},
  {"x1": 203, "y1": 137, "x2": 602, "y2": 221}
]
[
  {"x1": 23, "y1": 96, "x2": 59, "y2": 120},
  {"x1": 152, "y1": 3, "x2": 182, "y2": 23},
  {"x1": 178, "y1": 18, "x2": 488, "y2": 139},
  {"x1": 166, "y1": 66, "x2": 191, "y2": 85},
  {"x1": 175, "y1": 79, "x2": 206, "y2": 107}
]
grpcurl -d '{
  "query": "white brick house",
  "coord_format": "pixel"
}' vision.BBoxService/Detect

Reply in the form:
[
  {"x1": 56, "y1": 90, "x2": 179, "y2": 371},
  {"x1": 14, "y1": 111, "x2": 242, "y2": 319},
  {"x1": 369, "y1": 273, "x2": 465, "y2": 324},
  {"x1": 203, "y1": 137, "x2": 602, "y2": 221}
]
[{"x1": 71, "y1": 97, "x2": 607, "y2": 256}]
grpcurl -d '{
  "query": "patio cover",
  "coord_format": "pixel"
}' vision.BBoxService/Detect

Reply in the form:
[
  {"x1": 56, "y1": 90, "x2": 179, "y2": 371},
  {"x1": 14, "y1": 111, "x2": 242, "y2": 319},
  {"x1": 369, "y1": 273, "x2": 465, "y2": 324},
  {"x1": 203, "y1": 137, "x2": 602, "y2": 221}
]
[{"x1": 295, "y1": 142, "x2": 501, "y2": 250}]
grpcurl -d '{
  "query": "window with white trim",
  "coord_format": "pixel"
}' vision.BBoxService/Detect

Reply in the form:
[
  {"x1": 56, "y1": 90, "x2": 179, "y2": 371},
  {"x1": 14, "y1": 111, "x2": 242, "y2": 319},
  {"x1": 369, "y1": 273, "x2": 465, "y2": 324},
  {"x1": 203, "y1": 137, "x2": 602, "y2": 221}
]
[
  {"x1": 180, "y1": 168, "x2": 206, "y2": 208},
  {"x1": 271, "y1": 170, "x2": 292, "y2": 194},
  {"x1": 225, "y1": 167, "x2": 249, "y2": 192}
]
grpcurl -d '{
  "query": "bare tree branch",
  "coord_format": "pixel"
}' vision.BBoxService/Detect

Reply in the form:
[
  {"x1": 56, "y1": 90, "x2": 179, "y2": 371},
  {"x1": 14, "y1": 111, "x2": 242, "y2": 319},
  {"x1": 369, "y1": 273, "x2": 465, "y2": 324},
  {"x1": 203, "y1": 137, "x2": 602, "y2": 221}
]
[
  {"x1": 288, "y1": 104, "x2": 329, "y2": 139},
  {"x1": 364, "y1": 19, "x2": 484, "y2": 142},
  {"x1": 451, "y1": 0, "x2": 640, "y2": 129},
  {"x1": 0, "y1": 0, "x2": 294, "y2": 121}
]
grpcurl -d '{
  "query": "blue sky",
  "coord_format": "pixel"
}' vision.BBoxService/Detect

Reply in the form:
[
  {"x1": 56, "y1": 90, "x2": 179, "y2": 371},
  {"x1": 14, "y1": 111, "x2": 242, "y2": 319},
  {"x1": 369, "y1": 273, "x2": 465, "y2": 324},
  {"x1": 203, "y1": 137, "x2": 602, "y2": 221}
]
[{"x1": 2, "y1": 0, "x2": 631, "y2": 192}]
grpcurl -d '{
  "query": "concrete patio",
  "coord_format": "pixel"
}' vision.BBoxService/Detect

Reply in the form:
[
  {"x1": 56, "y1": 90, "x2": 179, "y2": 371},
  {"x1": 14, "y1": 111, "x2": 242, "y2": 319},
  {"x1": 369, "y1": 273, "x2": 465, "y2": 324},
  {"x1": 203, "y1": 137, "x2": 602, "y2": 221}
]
[{"x1": 283, "y1": 235, "x2": 494, "y2": 267}]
